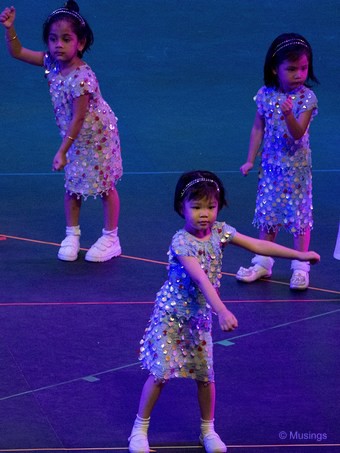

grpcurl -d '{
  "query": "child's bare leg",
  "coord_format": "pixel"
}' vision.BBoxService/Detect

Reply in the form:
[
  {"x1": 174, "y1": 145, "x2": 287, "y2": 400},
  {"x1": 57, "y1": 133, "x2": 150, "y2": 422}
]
[
  {"x1": 290, "y1": 228, "x2": 311, "y2": 290},
  {"x1": 259, "y1": 227, "x2": 277, "y2": 242},
  {"x1": 293, "y1": 228, "x2": 310, "y2": 251},
  {"x1": 196, "y1": 380, "x2": 227, "y2": 452},
  {"x1": 197, "y1": 380, "x2": 215, "y2": 420},
  {"x1": 64, "y1": 192, "x2": 81, "y2": 226},
  {"x1": 102, "y1": 187, "x2": 120, "y2": 230},
  {"x1": 138, "y1": 374, "x2": 165, "y2": 418},
  {"x1": 129, "y1": 375, "x2": 165, "y2": 452}
]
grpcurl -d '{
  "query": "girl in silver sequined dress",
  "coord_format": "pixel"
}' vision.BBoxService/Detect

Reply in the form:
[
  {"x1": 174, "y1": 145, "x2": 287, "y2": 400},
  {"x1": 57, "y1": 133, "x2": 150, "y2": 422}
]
[
  {"x1": 236, "y1": 33, "x2": 319, "y2": 290},
  {"x1": 128, "y1": 170, "x2": 319, "y2": 453},
  {"x1": 0, "y1": 1, "x2": 123, "y2": 262}
]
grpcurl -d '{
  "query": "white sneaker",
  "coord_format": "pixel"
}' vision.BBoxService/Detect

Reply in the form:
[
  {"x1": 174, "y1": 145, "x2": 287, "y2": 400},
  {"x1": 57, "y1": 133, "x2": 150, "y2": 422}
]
[
  {"x1": 85, "y1": 235, "x2": 121, "y2": 262},
  {"x1": 199, "y1": 432, "x2": 227, "y2": 453},
  {"x1": 128, "y1": 432, "x2": 150, "y2": 453},
  {"x1": 58, "y1": 235, "x2": 80, "y2": 261},
  {"x1": 290, "y1": 270, "x2": 309, "y2": 290},
  {"x1": 236, "y1": 263, "x2": 271, "y2": 282}
]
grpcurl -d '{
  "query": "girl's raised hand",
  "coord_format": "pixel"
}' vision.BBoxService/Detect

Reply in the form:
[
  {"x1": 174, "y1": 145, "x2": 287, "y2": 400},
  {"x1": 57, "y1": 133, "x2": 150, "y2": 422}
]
[
  {"x1": 218, "y1": 308, "x2": 238, "y2": 332},
  {"x1": 281, "y1": 96, "x2": 293, "y2": 117},
  {"x1": 0, "y1": 6, "x2": 16, "y2": 28}
]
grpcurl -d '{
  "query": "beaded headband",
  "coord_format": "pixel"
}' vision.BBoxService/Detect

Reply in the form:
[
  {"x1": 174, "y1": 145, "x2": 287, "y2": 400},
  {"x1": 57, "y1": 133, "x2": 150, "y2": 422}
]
[
  {"x1": 180, "y1": 178, "x2": 220, "y2": 198},
  {"x1": 47, "y1": 8, "x2": 85, "y2": 26},
  {"x1": 272, "y1": 38, "x2": 309, "y2": 57}
]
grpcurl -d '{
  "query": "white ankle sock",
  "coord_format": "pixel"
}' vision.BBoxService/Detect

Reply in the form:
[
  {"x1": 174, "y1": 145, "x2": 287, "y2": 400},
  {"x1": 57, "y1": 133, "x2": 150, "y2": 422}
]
[
  {"x1": 201, "y1": 418, "x2": 215, "y2": 436},
  {"x1": 130, "y1": 414, "x2": 150, "y2": 437},
  {"x1": 66, "y1": 225, "x2": 81, "y2": 236},
  {"x1": 102, "y1": 227, "x2": 118, "y2": 237}
]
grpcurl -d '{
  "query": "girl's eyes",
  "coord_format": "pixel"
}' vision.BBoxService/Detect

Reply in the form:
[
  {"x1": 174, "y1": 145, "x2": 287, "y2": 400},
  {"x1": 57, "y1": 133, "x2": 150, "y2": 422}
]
[
  {"x1": 191, "y1": 205, "x2": 217, "y2": 210},
  {"x1": 49, "y1": 35, "x2": 73, "y2": 43}
]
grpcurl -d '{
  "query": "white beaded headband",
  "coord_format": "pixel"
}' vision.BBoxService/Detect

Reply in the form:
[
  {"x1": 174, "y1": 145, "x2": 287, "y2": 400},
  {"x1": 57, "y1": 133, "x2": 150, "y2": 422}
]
[
  {"x1": 272, "y1": 38, "x2": 309, "y2": 57},
  {"x1": 180, "y1": 178, "x2": 220, "y2": 198},
  {"x1": 47, "y1": 8, "x2": 85, "y2": 26}
]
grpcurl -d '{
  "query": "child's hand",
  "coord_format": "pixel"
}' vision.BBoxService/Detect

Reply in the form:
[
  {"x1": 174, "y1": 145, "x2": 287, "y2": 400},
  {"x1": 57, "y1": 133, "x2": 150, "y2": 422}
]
[
  {"x1": 240, "y1": 161, "x2": 254, "y2": 176},
  {"x1": 0, "y1": 6, "x2": 16, "y2": 28},
  {"x1": 52, "y1": 151, "x2": 67, "y2": 171},
  {"x1": 300, "y1": 251, "x2": 320, "y2": 265},
  {"x1": 281, "y1": 96, "x2": 293, "y2": 117},
  {"x1": 218, "y1": 308, "x2": 238, "y2": 332}
]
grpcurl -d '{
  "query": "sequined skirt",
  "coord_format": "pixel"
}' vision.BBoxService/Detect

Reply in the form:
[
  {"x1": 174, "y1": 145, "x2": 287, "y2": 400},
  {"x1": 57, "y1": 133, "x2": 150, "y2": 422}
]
[
  {"x1": 139, "y1": 306, "x2": 214, "y2": 383},
  {"x1": 253, "y1": 164, "x2": 313, "y2": 235},
  {"x1": 64, "y1": 131, "x2": 123, "y2": 200}
]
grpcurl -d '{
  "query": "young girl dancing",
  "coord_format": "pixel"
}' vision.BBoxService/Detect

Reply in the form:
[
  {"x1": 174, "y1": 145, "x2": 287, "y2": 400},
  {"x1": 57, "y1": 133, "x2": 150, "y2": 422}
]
[
  {"x1": 237, "y1": 33, "x2": 319, "y2": 290},
  {"x1": 129, "y1": 170, "x2": 320, "y2": 453},
  {"x1": 0, "y1": 1, "x2": 123, "y2": 262}
]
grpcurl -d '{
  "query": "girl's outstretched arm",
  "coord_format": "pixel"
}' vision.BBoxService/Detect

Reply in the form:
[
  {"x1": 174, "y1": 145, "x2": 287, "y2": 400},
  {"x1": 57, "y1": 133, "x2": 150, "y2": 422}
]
[
  {"x1": 177, "y1": 255, "x2": 238, "y2": 332},
  {"x1": 0, "y1": 6, "x2": 44, "y2": 65},
  {"x1": 231, "y1": 232, "x2": 320, "y2": 264}
]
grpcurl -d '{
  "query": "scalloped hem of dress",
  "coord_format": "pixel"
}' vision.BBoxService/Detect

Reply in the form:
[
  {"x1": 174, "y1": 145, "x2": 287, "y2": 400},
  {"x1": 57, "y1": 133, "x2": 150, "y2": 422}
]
[{"x1": 252, "y1": 220, "x2": 313, "y2": 236}]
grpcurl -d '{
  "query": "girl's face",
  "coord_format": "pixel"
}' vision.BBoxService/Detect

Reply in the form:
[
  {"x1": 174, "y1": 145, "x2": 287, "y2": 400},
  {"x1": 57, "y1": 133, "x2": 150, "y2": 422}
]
[
  {"x1": 47, "y1": 20, "x2": 85, "y2": 68},
  {"x1": 182, "y1": 195, "x2": 219, "y2": 238},
  {"x1": 273, "y1": 54, "x2": 309, "y2": 92}
]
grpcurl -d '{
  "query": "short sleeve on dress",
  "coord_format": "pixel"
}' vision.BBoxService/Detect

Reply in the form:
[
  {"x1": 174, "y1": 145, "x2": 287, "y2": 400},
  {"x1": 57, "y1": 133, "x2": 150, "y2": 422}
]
[
  {"x1": 44, "y1": 52, "x2": 58, "y2": 76},
  {"x1": 299, "y1": 89, "x2": 318, "y2": 119},
  {"x1": 254, "y1": 86, "x2": 266, "y2": 116},
  {"x1": 71, "y1": 67, "x2": 98, "y2": 98},
  {"x1": 171, "y1": 231, "x2": 197, "y2": 258},
  {"x1": 220, "y1": 223, "x2": 236, "y2": 244}
]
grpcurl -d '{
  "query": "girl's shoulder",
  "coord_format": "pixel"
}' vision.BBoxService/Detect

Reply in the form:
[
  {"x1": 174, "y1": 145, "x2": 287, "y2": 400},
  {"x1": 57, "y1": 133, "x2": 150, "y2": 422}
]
[
  {"x1": 254, "y1": 85, "x2": 276, "y2": 101},
  {"x1": 170, "y1": 229, "x2": 197, "y2": 258},
  {"x1": 293, "y1": 86, "x2": 318, "y2": 113},
  {"x1": 212, "y1": 221, "x2": 237, "y2": 243},
  {"x1": 44, "y1": 52, "x2": 59, "y2": 76}
]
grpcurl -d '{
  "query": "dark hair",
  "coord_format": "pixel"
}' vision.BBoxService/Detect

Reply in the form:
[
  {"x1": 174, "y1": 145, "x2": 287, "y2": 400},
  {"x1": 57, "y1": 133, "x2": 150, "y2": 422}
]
[
  {"x1": 264, "y1": 33, "x2": 319, "y2": 88},
  {"x1": 174, "y1": 170, "x2": 228, "y2": 218},
  {"x1": 43, "y1": 0, "x2": 94, "y2": 57}
]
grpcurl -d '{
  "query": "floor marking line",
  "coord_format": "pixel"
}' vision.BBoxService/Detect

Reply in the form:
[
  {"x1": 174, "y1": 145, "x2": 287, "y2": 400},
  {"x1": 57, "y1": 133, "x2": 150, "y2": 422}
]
[
  {"x1": 2, "y1": 309, "x2": 339, "y2": 401},
  {"x1": 0, "y1": 233, "x2": 340, "y2": 295},
  {"x1": 2, "y1": 234, "x2": 339, "y2": 295},
  {"x1": 0, "y1": 362, "x2": 140, "y2": 402},
  {"x1": 0, "y1": 443, "x2": 338, "y2": 451},
  {"x1": 216, "y1": 308, "x2": 340, "y2": 346}
]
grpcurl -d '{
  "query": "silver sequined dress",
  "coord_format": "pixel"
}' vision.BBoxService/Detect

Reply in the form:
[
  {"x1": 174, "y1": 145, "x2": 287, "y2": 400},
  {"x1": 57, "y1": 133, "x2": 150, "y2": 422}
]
[
  {"x1": 44, "y1": 54, "x2": 123, "y2": 199},
  {"x1": 253, "y1": 85, "x2": 318, "y2": 235},
  {"x1": 139, "y1": 221, "x2": 236, "y2": 383}
]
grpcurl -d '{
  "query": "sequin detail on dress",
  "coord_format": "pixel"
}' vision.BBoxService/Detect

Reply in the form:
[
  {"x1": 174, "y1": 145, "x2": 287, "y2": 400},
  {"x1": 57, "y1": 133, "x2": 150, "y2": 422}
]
[
  {"x1": 44, "y1": 53, "x2": 123, "y2": 200},
  {"x1": 138, "y1": 222, "x2": 236, "y2": 383},
  {"x1": 253, "y1": 86, "x2": 317, "y2": 235}
]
